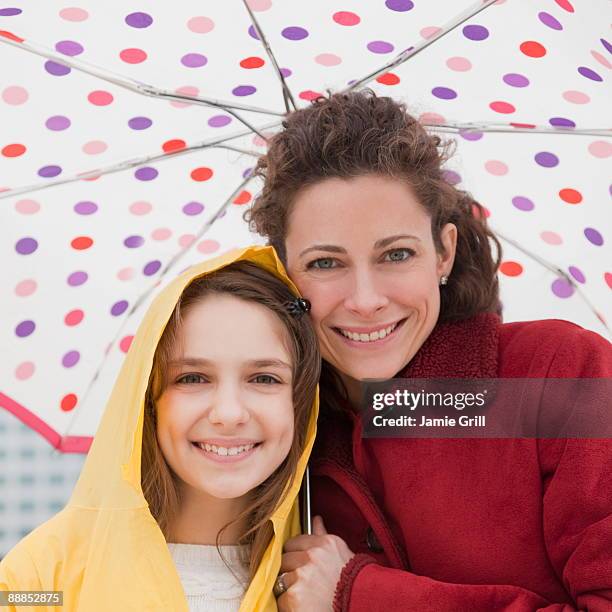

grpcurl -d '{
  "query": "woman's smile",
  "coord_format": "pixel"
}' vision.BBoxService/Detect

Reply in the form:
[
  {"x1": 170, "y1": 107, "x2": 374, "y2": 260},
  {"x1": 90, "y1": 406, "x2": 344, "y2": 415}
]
[{"x1": 331, "y1": 317, "x2": 408, "y2": 347}]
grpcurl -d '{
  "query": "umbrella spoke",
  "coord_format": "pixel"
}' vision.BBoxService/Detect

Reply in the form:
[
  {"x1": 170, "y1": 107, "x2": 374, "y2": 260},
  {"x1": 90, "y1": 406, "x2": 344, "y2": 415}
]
[{"x1": 428, "y1": 123, "x2": 612, "y2": 138}]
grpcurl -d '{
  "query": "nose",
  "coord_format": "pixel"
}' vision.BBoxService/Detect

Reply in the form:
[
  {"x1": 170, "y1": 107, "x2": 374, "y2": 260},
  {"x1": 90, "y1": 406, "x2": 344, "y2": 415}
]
[
  {"x1": 207, "y1": 381, "x2": 250, "y2": 428},
  {"x1": 343, "y1": 268, "x2": 389, "y2": 318}
]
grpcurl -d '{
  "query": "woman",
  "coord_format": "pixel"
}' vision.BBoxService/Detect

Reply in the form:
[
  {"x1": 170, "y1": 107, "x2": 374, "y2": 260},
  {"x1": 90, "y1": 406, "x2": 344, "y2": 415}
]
[
  {"x1": 246, "y1": 92, "x2": 612, "y2": 611},
  {"x1": 0, "y1": 246, "x2": 320, "y2": 611}
]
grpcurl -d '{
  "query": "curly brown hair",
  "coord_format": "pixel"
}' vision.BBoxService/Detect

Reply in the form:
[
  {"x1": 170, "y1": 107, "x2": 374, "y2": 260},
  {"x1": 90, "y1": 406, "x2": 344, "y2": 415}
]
[{"x1": 245, "y1": 90, "x2": 501, "y2": 323}]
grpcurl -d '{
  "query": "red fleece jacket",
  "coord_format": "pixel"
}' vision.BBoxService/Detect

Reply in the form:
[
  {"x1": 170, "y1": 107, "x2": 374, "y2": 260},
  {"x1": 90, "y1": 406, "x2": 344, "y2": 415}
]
[{"x1": 310, "y1": 314, "x2": 612, "y2": 611}]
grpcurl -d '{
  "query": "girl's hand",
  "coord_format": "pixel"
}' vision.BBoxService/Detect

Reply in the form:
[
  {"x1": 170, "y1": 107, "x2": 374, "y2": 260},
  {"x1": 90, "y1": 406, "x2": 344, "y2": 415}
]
[{"x1": 277, "y1": 516, "x2": 355, "y2": 612}]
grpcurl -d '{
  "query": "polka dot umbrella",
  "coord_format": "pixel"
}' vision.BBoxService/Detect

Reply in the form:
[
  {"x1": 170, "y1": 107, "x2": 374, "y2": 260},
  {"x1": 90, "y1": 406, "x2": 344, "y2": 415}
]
[{"x1": 1, "y1": 0, "x2": 610, "y2": 452}]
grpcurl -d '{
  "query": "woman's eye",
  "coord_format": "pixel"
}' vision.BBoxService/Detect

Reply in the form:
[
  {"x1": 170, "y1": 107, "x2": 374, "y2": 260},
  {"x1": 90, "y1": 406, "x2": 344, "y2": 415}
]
[
  {"x1": 307, "y1": 257, "x2": 338, "y2": 270},
  {"x1": 384, "y1": 248, "x2": 414, "y2": 263},
  {"x1": 177, "y1": 373, "x2": 206, "y2": 384},
  {"x1": 252, "y1": 374, "x2": 281, "y2": 385}
]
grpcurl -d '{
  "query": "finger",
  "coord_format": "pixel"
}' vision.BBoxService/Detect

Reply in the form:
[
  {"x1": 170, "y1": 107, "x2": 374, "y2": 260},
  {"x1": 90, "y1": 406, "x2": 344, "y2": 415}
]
[
  {"x1": 312, "y1": 515, "x2": 327, "y2": 535},
  {"x1": 283, "y1": 534, "x2": 326, "y2": 552},
  {"x1": 280, "y1": 551, "x2": 310, "y2": 573}
]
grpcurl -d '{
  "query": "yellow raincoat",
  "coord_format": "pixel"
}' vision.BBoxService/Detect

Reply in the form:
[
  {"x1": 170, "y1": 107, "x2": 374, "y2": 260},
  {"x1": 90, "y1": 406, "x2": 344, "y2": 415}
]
[{"x1": 0, "y1": 245, "x2": 318, "y2": 611}]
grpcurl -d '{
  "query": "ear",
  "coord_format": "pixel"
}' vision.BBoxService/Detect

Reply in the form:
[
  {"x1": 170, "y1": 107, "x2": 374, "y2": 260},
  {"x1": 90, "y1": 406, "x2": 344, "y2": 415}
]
[{"x1": 437, "y1": 223, "x2": 457, "y2": 277}]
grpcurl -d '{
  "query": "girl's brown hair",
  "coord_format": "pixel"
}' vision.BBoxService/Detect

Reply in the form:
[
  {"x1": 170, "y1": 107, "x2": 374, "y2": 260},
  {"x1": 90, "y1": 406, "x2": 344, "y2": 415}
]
[
  {"x1": 141, "y1": 260, "x2": 320, "y2": 579},
  {"x1": 245, "y1": 90, "x2": 501, "y2": 323}
]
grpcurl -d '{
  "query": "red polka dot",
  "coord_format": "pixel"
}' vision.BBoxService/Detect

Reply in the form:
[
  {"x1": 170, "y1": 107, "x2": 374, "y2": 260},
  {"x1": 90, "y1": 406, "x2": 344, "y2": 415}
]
[
  {"x1": 333, "y1": 11, "x2": 360, "y2": 26},
  {"x1": 60, "y1": 393, "x2": 78, "y2": 411},
  {"x1": 520, "y1": 41, "x2": 547, "y2": 58},
  {"x1": 233, "y1": 190, "x2": 252, "y2": 205},
  {"x1": 559, "y1": 188, "x2": 582, "y2": 204},
  {"x1": 120, "y1": 48, "x2": 147, "y2": 64},
  {"x1": 554, "y1": 0, "x2": 574, "y2": 12},
  {"x1": 510, "y1": 122, "x2": 536, "y2": 129},
  {"x1": 162, "y1": 139, "x2": 186, "y2": 153},
  {"x1": 64, "y1": 309, "x2": 84, "y2": 326},
  {"x1": 2, "y1": 143, "x2": 26, "y2": 157},
  {"x1": 0, "y1": 30, "x2": 24, "y2": 43},
  {"x1": 299, "y1": 90, "x2": 323, "y2": 101},
  {"x1": 240, "y1": 56, "x2": 265, "y2": 69},
  {"x1": 119, "y1": 335, "x2": 134, "y2": 353},
  {"x1": 71, "y1": 236, "x2": 93, "y2": 250},
  {"x1": 190, "y1": 166, "x2": 213, "y2": 181},
  {"x1": 500, "y1": 261, "x2": 523, "y2": 277},
  {"x1": 472, "y1": 204, "x2": 491, "y2": 219},
  {"x1": 605, "y1": 272, "x2": 612, "y2": 289},
  {"x1": 88, "y1": 90, "x2": 114, "y2": 106},
  {"x1": 489, "y1": 101, "x2": 515, "y2": 114},
  {"x1": 376, "y1": 72, "x2": 400, "y2": 85}
]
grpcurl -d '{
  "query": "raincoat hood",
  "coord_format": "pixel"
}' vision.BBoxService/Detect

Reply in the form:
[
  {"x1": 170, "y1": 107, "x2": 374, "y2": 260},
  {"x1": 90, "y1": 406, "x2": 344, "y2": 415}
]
[{"x1": 0, "y1": 245, "x2": 319, "y2": 611}]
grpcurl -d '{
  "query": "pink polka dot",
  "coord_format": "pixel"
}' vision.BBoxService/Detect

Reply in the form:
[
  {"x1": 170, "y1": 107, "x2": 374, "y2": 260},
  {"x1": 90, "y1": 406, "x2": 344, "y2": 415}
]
[
  {"x1": 591, "y1": 50, "x2": 612, "y2": 70},
  {"x1": 540, "y1": 231, "x2": 563, "y2": 245},
  {"x1": 82, "y1": 140, "x2": 107, "y2": 155},
  {"x1": 59, "y1": 7, "x2": 89, "y2": 21},
  {"x1": 117, "y1": 267, "x2": 134, "y2": 281},
  {"x1": 420, "y1": 26, "x2": 442, "y2": 39},
  {"x1": 120, "y1": 48, "x2": 147, "y2": 64},
  {"x1": 130, "y1": 200, "x2": 152, "y2": 215},
  {"x1": 484, "y1": 160, "x2": 508, "y2": 176},
  {"x1": 419, "y1": 112, "x2": 446, "y2": 125},
  {"x1": 15, "y1": 199, "x2": 40, "y2": 214},
  {"x1": 315, "y1": 53, "x2": 342, "y2": 66},
  {"x1": 245, "y1": 0, "x2": 272, "y2": 10},
  {"x1": 588, "y1": 140, "x2": 612, "y2": 158},
  {"x1": 171, "y1": 85, "x2": 199, "y2": 108},
  {"x1": 197, "y1": 239, "x2": 220, "y2": 254},
  {"x1": 15, "y1": 361, "x2": 35, "y2": 380},
  {"x1": 88, "y1": 90, "x2": 114, "y2": 106},
  {"x1": 15, "y1": 279, "x2": 37, "y2": 297},
  {"x1": 2, "y1": 86, "x2": 28, "y2": 105},
  {"x1": 446, "y1": 56, "x2": 472, "y2": 71},
  {"x1": 187, "y1": 16, "x2": 215, "y2": 33},
  {"x1": 151, "y1": 227, "x2": 172, "y2": 241},
  {"x1": 253, "y1": 134, "x2": 268, "y2": 147},
  {"x1": 562, "y1": 90, "x2": 590, "y2": 104},
  {"x1": 179, "y1": 234, "x2": 196, "y2": 248}
]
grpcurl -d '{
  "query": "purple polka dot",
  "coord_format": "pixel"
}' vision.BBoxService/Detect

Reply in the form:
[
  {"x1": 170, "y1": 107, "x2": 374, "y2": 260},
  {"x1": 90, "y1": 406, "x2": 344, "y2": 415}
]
[
  {"x1": 281, "y1": 26, "x2": 308, "y2": 41},
  {"x1": 124, "y1": 235, "x2": 144, "y2": 248},
  {"x1": 45, "y1": 61, "x2": 71, "y2": 76},
  {"x1": 443, "y1": 170, "x2": 461, "y2": 185},
  {"x1": 183, "y1": 201, "x2": 204, "y2": 215},
  {"x1": 217, "y1": 209, "x2": 227, "y2": 219},
  {"x1": 208, "y1": 115, "x2": 232, "y2": 127},
  {"x1": 243, "y1": 167, "x2": 253, "y2": 178},
  {"x1": 125, "y1": 12, "x2": 152, "y2": 28},
  {"x1": 67, "y1": 271, "x2": 88, "y2": 286},
  {"x1": 459, "y1": 129, "x2": 483, "y2": 141},
  {"x1": 15, "y1": 320, "x2": 35, "y2": 338},
  {"x1": 135, "y1": 167, "x2": 158, "y2": 181},
  {"x1": 512, "y1": 196, "x2": 535, "y2": 211},
  {"x1": 128, "y1": 116, "x2": 152, "y2": 130},
  {"x1": 568, "y1": 266, "x2": 586, "y2": 283},
  {"x1": 74, "y1": 201, "x2": 98, "y2": 215},
  {"x1": 15, "y1": 237, "x2": 38, "y2": 255},
  {"x1": 38, "y1": 165, "x2": 62, "y2": 178},
  {"x1": 463, "y1": 25, "x2": 489, "y2": 41},
  {"x1": 601, "y1": 38, "x2": 612, "y2": 55},
  {"x1": 578, "y1": 66, "x2": 603, "y2": 82},
  {"x1": 111, "y1": 300, "x2": 129, "y2": 316},
  {"x1": 181, "y1": 53, "x2": 207, "y2": 68},
  {"x1": 280, "y1": 67, "x2": 292, "y2": 78},
  {"x1": 0, "y1": 8, "x2": 21, "y2": 16},
  {"x1": 248, "y1": 25, "x2": 260, "y2": 40},
  {"x1": 62, "y1": 350, "x2": 80, "y2": 368},
  {"x1": 55, "y1": 40, "x2": 84, "y2": 56},
  {"x1": 143, "y1": 260, "x2": 162, "y2": 276},
  {"x1": 534, "y1": 152, "x2": 559, "y2": 167},
  {"x1": 367, "y1": 40, "x2": 394, "y2": 54},
  {"x1": 432, "y1": 86, "x2": 457, "y2": 100},
  {"x1": 385, "y1": 0, "x2": 414, "y2": 11},
  {"x1": 503, "y1": 73, "x2": 529, "y2": 87},
  {"x1": 538, "y1": 12, "x2": 563, "y2": 30},
  {"x1": 549, "y1": 117, "x2": 576, "y2": 128},
  {"x1": 551, "y1": 278, "x2": 574, "y2": 298},
  {"x1": 45, "y1": 115, "x2": 71, "y2": 130},
  {"x1": 584, "y1": 228, "x2": 603, "y2": 246},
  {"x1": 232, "y1": 85, "x2": 256, "y2": 96}
]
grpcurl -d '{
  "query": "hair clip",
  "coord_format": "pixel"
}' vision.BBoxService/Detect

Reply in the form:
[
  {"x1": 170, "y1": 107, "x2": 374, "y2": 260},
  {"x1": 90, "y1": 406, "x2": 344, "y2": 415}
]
[{"x1": 285, "y1": 297, "x2": 311, "y2": 318}]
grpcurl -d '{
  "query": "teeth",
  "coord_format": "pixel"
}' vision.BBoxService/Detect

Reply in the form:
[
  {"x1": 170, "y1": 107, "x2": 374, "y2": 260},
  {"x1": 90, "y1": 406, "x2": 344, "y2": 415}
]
[
  {"x1": 339, "y1": 322, "x2": 398, "y2": 343},
  {"x1": 196, "y1": 443, "x2": 255, "y2": 456}
]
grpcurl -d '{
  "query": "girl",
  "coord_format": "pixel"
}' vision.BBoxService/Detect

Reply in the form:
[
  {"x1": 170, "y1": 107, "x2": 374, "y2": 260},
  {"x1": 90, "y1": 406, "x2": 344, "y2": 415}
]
[{"x1": 0, "y1": 245, "x2": 320, "y2": 612}]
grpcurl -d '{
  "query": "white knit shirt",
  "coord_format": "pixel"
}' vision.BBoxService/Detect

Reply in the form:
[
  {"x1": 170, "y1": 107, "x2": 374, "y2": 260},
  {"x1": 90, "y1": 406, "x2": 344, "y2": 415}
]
[{"x1": 167, "y1": 543, "x2": 250, "y2": 612}]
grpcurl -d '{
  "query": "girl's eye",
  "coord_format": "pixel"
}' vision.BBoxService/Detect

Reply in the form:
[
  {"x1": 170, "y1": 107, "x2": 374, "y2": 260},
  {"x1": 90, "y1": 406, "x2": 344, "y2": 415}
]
[
  {"x1": 384, "y1": 248, "x2": 415, "y2": 263},
  {"x1": 177, "y1": 373, "x2": 206, "y2": 384},
  {"x1": 252, "y1": 374, "x2": 281, "y2": 385},
  {"x1": 306, "y1": 257, "x2": 338, "y2": 270}
]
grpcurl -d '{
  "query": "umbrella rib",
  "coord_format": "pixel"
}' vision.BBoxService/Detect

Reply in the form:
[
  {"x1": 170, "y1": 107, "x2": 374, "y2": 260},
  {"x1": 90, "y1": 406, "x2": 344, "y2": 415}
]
[
  {"x1": 0, "y1": 32, "x2": 284, "y2": 118},
  {"x1": 495, "y1": 231, "x2": 611, "y2": 337},
  {"x1": 62, "y1": 175, "x2": 255, "y2": 437},
  {"x1": 240, "y1": 0, "x2": 297, "y2": 113},
  {"x1": 428, "y1": 123, "x2": 612, "y2": 137},
  {"x1": 344, "y1": 0, "x2": 498, "y2": 92},
  {"x1": 0, "y1": 120, "x2": 281, "y2": 199}
]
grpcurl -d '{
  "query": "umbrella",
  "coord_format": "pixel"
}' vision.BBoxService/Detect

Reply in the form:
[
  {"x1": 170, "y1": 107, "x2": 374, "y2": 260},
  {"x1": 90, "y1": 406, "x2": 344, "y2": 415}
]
[{"x1": 1, "y1": 0, "x2": 610, "y2": 453}]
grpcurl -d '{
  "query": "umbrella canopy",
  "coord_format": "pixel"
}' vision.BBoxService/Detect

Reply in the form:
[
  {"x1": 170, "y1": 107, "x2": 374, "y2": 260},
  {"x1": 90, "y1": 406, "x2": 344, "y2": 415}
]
[{"x1": 1, "y1": 0, "x2": 610, "y2": 451}]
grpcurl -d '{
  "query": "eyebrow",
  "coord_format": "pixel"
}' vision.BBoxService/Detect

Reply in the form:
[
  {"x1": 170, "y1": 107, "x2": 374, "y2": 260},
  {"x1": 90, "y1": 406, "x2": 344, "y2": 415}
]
[
  {"x1": 169, "y1": 357, "x2": 292, "y2": 370},
  {"x1": 299, "y1": 234, "x2": 420, "y2": 258}
]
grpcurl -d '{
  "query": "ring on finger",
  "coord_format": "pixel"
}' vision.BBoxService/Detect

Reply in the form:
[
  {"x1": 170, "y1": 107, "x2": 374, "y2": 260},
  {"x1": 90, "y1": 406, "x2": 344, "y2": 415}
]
[{"x1": 273, "y1": 572, "x2": 288, "y2": 597}]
